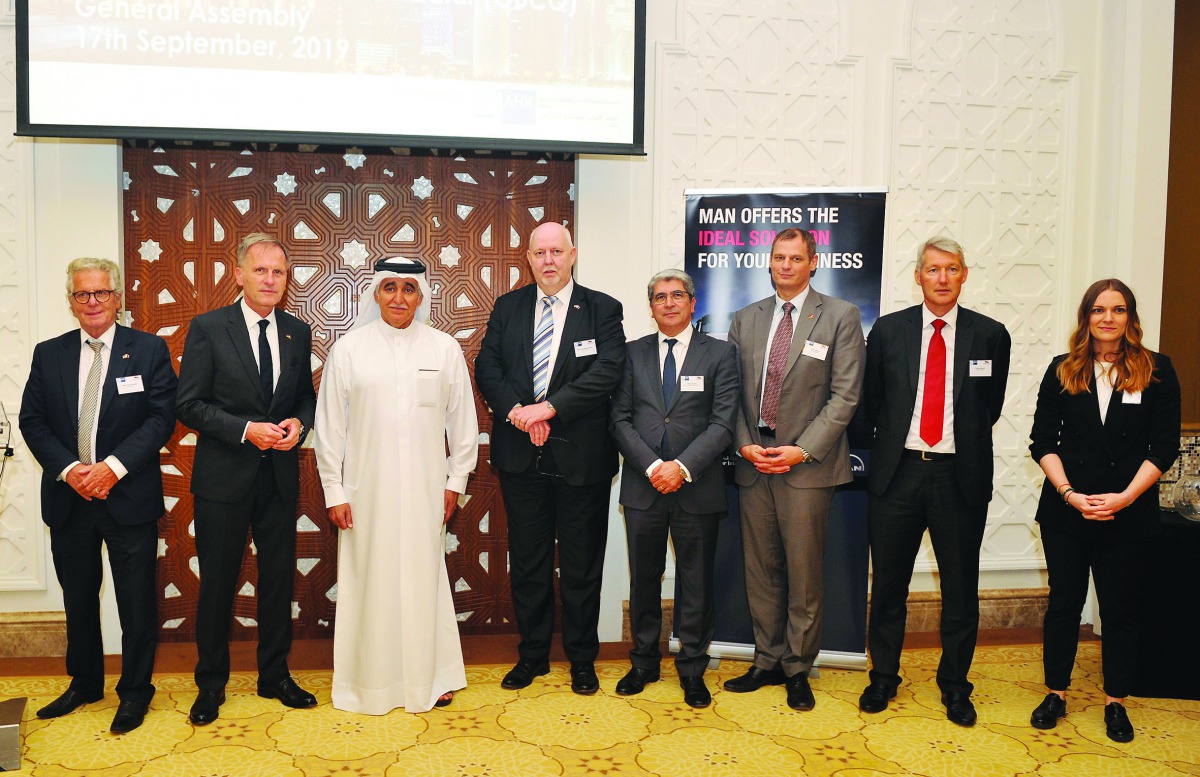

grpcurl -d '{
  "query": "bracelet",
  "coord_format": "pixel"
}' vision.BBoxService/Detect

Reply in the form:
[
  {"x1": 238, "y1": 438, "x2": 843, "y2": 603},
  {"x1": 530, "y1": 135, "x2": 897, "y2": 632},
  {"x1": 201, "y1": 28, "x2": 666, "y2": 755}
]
[
  {"x1": 1056, "y1": 482, "x2": 1072, "y2": 495},
  {"x1": 1061, "y1": 487, "x2": 1075, "y2": 504}
]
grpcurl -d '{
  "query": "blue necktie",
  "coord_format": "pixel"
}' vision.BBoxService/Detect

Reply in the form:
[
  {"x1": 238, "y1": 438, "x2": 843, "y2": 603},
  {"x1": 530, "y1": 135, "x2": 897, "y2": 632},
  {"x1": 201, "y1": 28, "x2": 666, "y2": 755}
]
[
  {"x1": 258, "y1": 319, "x2": 273, "y2": 404},
  {"x1": 661, "y1": 338, "x2": 677, "y2": 457}
]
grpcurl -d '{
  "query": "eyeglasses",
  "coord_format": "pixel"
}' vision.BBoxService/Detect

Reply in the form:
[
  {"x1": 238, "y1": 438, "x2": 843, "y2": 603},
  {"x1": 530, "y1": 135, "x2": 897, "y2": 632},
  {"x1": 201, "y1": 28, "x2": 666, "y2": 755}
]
[
  {"x1": 535, "y1": 436, "x2": 577, "y2": 478},
  {"x1": 651, "y1": 290, "x2": 692, "y2": 305},
  {"x1": 70, "y1": 290, "x2": 116, "y2": 304}
]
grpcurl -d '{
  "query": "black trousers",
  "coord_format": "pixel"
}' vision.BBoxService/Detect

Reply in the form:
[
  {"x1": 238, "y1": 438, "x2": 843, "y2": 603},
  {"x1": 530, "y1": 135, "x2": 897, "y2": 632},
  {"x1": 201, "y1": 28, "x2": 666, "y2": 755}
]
[
  {"x1": 50, "y1": 497, "x2": 158, "y2": 704},
  {"x1": 1041, "y1": 525, "x2": 1140, "y2": 698},
  {"x1": 193, "y1": 457, "x2": 296, "y2": 690},
  {"x1": 499, "y1": 460, "x2": 611, "y2": 663},
  {"x1": 624, "y1": 496, "x2": 721, "y2": 677},
  {"x1": 867, "y1": 455, "x2": 987, "y2": 695}
]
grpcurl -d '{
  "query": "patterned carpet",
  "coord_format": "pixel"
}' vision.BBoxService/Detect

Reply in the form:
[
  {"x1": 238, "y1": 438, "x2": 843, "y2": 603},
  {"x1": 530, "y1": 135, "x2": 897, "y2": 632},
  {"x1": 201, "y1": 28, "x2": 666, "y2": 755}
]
[{"x1": 3, "y1": 642, "x2": 1198, "y2": 776}]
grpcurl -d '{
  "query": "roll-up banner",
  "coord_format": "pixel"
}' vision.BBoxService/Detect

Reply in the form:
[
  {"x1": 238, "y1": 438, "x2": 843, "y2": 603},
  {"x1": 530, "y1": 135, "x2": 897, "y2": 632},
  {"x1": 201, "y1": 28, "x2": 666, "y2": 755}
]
[{"x1": 673, "y1": 187, "x2": 886, "y2": 671}]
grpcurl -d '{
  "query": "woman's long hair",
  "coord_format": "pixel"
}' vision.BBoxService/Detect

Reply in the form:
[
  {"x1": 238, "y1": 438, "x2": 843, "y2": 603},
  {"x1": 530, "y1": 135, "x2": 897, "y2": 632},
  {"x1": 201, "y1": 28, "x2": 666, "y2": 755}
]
[{"x1": 1057, "y1": 278, "x2": 1156, "y2": 395}]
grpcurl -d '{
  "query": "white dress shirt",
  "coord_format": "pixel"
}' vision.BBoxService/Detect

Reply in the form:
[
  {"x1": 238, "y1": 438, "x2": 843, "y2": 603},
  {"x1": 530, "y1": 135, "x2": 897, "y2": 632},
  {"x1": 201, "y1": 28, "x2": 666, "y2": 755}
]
[
  {"x1": 534, "y1": 279, "x2": 574, "y2": 390},
  {"x1": 646, "y1": 324, "x2": 696, "y2": 481},
  {"x1": 905, "y1": 303, "x2": 958, "y2": 453},
  {"x1": 757, "y1": 286, "x2": 810, "y2": 426},
  {"x1": 239, "y1": 299, "x2": 281, "y2": 442},
  {"x1": 61, "y1": 323, "x2": 128, "y2": 481}
]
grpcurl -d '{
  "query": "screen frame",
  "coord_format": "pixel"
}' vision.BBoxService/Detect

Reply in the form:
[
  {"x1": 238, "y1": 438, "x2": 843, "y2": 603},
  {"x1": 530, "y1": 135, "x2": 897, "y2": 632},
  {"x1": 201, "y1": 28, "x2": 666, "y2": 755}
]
[{"x1": 15, "y1": 0, "x2": 647, "y2": 156}]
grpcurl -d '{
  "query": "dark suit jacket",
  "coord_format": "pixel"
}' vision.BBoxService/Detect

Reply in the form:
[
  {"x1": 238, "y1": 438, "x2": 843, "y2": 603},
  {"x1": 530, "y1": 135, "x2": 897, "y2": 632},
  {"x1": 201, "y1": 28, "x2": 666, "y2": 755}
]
[
  {"x1": 728, "y1": 290, "x2": 865, "y2": 488},
  {"x1": 20, "y1": 325, "x2": 178, "y2": 528},
  {"x1": 610, "y1": 329, "x2": 739, "y2": 513},
  {"x1": 476, "y1": 282, "x2": 625, "y2": 486},
  {"x1": 176, "y1": 303, "x2": 316, "y2": 503},
  {"x1": 1029, "y1": 352, "x2": 1180, "y2": 541},
  {"x1": 865, "y1": 304, "x2": 1011, "y2": 504}
]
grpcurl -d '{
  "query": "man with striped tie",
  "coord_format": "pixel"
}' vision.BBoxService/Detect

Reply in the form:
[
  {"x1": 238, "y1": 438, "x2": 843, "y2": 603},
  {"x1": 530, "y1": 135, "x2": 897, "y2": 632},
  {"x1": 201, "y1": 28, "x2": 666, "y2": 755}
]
[
  {"x1": 476, "y1": 222, "x2": 625, "y2": 695},
  {"x1": 20, "y1": 257, "x2": 178, "y2": 734}
]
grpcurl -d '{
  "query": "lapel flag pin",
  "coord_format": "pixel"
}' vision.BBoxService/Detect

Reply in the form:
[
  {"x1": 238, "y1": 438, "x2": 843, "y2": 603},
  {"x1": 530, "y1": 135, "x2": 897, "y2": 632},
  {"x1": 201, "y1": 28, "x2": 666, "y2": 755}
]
[
  {"x1": 122, "y1": 353, "x2": 131, "y2": 359},
  {"x1": 573, "y1": 304, "x2": 580, "y2": 310},
  {"x1": 807, "y1": 314, "x2": 815, "y2": 319},
  {"x1": 286, "y1": 334, "x2": 293, "y2": 340}
]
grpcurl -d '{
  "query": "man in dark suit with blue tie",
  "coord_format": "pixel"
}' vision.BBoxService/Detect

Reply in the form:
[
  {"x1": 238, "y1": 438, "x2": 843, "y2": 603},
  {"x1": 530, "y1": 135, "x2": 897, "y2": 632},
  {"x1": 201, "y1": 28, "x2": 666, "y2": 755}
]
[
  {"x1": 176, "y1": 233, "x2": 317, "y2": 725},
  {"x1": 20, "y1": 257, "x2": 177, "y2": 734},
  {"x1": 859, "y1": 236, "x2": 1010, "y2": 726},
  {"x1": 476, "y1": 222, "x2": 625, "y2": 695},
  {"x1": 609, "y1": 269, "x2": 739, "y2": 708}
]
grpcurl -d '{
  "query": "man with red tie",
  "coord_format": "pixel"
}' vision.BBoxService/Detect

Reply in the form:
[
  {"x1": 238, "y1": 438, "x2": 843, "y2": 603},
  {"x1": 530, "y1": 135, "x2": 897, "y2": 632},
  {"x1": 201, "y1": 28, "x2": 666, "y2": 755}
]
[{"x1": 858, "y1": 236, "x2": 1010, "y2": 726}]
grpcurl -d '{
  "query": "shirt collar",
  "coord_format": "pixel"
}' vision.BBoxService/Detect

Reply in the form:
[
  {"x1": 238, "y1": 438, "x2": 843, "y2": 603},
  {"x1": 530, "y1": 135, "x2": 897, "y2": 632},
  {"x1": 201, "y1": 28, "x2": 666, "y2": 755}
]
[
  {"x1": 922, "y1": 302, "x2": 959, "y2": 329},
  {"x1": 240, "y1": 298, "x2": 278, "y2": 329},
  {"x1": 80, "y1": 323, "x2": 117, "y2": 349},
  {"x1": 537, "y1": 279, "x2": 574, "y2": 306},
  {"x1": 775, "y1": 285, "x2": 810, "y2": 315},
  {"x1": 658, "y1": 323, "x2": 695, "y2": 348}
]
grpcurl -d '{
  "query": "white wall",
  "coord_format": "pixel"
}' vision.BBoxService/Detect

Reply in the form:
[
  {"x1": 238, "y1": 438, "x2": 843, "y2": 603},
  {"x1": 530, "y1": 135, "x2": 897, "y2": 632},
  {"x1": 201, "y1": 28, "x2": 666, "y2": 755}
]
[{"x1": 0, "y1": 0, "x2": 1177, "y2": 648}]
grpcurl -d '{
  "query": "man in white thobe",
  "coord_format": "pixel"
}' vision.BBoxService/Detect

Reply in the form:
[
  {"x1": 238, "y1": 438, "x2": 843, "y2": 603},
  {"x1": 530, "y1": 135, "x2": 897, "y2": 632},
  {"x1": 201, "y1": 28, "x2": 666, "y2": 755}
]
[{"x1": 315, "y1": 258, "x2": 479, "y2": 714}]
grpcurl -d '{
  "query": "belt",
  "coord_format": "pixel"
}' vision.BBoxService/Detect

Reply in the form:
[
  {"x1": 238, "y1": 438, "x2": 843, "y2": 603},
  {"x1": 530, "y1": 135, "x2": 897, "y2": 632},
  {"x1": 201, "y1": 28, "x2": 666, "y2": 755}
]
[
  {"x1": 902, "y1": 449, "x2": 955, "y2": 461},
  {"x1": 757, "y1": 426, "x2": 777, "y2": 438}
]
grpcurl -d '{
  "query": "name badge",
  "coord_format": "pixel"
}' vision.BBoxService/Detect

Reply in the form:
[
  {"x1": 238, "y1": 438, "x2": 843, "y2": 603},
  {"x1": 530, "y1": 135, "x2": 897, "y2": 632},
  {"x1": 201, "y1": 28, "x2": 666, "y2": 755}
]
[
  {"x1": 1122, "y1": 390, "x2": 1142, "y2": 404},
  {"x1": 116, "y1": 375, "x2": 145, "y2": 394},
  {"x1": 680, "y1": 375, "x2": 704, "y2": 392},
  {"x1": 574, "y1": 339, "x2": 598, "y2": 357},
  {"x1": 969, "y1": 360, "x2": 992, "y2": 377},
  {"x1": 801, "y1": 340, "x2": 829, "y2": 361}
]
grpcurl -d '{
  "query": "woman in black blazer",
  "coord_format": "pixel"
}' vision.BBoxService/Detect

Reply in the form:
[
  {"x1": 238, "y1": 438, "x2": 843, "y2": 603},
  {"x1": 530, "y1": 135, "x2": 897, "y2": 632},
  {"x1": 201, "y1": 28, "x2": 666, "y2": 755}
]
[{"x1": 1028, "y1": 278, "x2": 1180, "y2": 743}]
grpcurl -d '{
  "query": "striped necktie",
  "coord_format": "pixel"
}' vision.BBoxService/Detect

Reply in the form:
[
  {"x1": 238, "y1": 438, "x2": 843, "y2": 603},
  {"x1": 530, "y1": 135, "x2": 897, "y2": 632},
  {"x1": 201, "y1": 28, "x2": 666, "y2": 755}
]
[
  {"x1": 532, "y1": 295, "x2": 556, "y2": 402},
  {"x1": 78, "y1": 339, "x2": 104, "y2": 465}
]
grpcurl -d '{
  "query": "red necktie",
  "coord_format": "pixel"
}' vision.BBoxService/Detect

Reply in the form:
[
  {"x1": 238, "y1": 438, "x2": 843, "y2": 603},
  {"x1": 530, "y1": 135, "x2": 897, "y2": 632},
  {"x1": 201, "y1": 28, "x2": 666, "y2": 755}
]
[
  {"x1": 920, "y1": 319, "x2": 947, "y2": 447},
  {"x1": 761, "y1": 302, "x2": 794, "y2": 429}
]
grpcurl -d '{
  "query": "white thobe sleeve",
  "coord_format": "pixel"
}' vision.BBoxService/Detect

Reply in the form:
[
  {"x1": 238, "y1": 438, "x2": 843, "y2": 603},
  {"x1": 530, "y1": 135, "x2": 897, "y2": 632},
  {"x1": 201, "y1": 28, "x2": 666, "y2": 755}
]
[
  {"x1": 444, "y1": 344, "x2": 479, "y2": 494},
  {"x1": 314, "y1": 342, "x2": 351, "y2": 507}
]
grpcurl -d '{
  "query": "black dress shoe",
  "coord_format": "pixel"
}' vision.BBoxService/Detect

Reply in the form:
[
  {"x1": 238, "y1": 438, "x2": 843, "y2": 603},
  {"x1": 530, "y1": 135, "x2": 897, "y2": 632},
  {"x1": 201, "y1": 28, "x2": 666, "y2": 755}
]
[
  {"x1": 722, "y1": 666, "x2": 786, "y2": 693},
  {"x1": 680, "y1": 676, "x2": 712, "y2": 708},
  {"x1": 110, "y1": 700, "x2": 149, "y2": 734},
  {"x1": 615, "y1": 666, "x2": 660, "y2": 696},
  {"x1": 1030, "y1": 693, "x2": 1067, "y2": 730},
  {"x1": 189, "y1": 689, "x2": 225, "y2": 725},
  {"x1": 941, "y1": 691, "x2": 977, "y2": 727},
  {"x1": 36, "y1": 688, "x2": 104, "y2": 719},
  {"x1": 1105, "y1": 702, "x2": 1134, "y2": 743},
  {"x1": 785, "y1": 673, "x2": 815, "y2": 711},
  {"x1": 257, "y1": 676, "x2": 317, "y2": 709},
  {"x1": 570, "y1": 661, "x2": 599, "y2": 695},
  {"x1": 501, "y1": 659, "x2": 550, "y2": 690},
  {"x1": 858, "y1": 682, "x2": 897, "y2": 713}
]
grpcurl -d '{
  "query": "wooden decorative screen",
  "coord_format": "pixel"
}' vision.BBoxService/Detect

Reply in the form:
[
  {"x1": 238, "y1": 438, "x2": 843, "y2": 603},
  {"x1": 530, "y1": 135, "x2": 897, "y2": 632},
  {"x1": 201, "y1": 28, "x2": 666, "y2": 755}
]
[{"x1": 122, "y1": 145, "x2": 575, "y2": 641}]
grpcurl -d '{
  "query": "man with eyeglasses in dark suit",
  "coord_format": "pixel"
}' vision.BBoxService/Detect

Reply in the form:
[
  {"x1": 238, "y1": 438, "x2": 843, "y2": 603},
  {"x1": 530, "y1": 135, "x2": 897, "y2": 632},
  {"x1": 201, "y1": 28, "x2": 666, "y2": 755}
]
[{"x1": 20, "y1": 257, "x2": 177, "y2": 734}]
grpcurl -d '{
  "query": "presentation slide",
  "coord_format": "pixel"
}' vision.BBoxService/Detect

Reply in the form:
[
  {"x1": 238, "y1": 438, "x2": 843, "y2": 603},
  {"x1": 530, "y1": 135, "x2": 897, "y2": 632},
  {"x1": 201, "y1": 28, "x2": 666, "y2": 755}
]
[{"x1": 22, "y1": 0, "x2": 641, "y2": 150}]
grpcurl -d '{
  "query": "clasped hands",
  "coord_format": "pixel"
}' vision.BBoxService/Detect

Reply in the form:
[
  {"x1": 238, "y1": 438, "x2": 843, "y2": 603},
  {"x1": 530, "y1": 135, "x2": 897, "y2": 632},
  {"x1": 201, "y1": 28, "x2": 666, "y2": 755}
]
[
  {"x1": 740, "y1": 444, "x2": 807, "y2": 474},
  {"x1": 247, "y1": 418, "x2": 303, "y2": 451},
  {"x1": 508, "y1": 402, "x2": 556, "y2": 447},
  {"x1": 649, "y1": 460, "x2": 686, "y2": 494},
  {"x1": 1065, "y1": 490, "x2": 1130, "y2": 521},
  {"x1": 66, "y1": 462, "x2": 117, "y2": 500}
]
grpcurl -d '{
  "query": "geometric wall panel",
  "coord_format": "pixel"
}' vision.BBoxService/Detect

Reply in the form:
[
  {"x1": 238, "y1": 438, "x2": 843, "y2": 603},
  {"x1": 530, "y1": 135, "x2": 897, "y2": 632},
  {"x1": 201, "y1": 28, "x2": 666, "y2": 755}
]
[
  {"x1": 653, "y1": 0, "x2": 860, "y2": 269},
  {"x1": 124, "y1": 145, "x2": 575, "y2": 640},
  {"x1": 888, "y1": 0, "x2": 1074, "y2": 569}
]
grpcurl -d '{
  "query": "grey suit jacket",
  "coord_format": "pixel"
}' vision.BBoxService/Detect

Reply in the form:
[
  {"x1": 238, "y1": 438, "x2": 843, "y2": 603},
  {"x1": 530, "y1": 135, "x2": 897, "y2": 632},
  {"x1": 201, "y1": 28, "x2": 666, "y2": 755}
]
[
  {"x1": 728, "y1": 290, "x2": 865, "y2": 488},
  {"x1": 176, "y1": 303, "x2": 316, "y2": 503},
  {"x1": 610, "y1": 329, "x2": 740, "y2": 513}
]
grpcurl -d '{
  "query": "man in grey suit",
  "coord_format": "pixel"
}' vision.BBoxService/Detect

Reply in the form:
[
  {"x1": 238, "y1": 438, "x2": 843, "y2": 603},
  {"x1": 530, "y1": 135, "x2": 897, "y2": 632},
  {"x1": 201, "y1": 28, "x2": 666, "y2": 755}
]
[
  {"x1": 176, "y1": 233, "x2": 318, "y2": 725},
  {"x1": 610, "y1": 269, "x2": 740, "y2": 708},
  {"x1": 725, "y1": 228, "x2": 865, "y2": 710}
]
